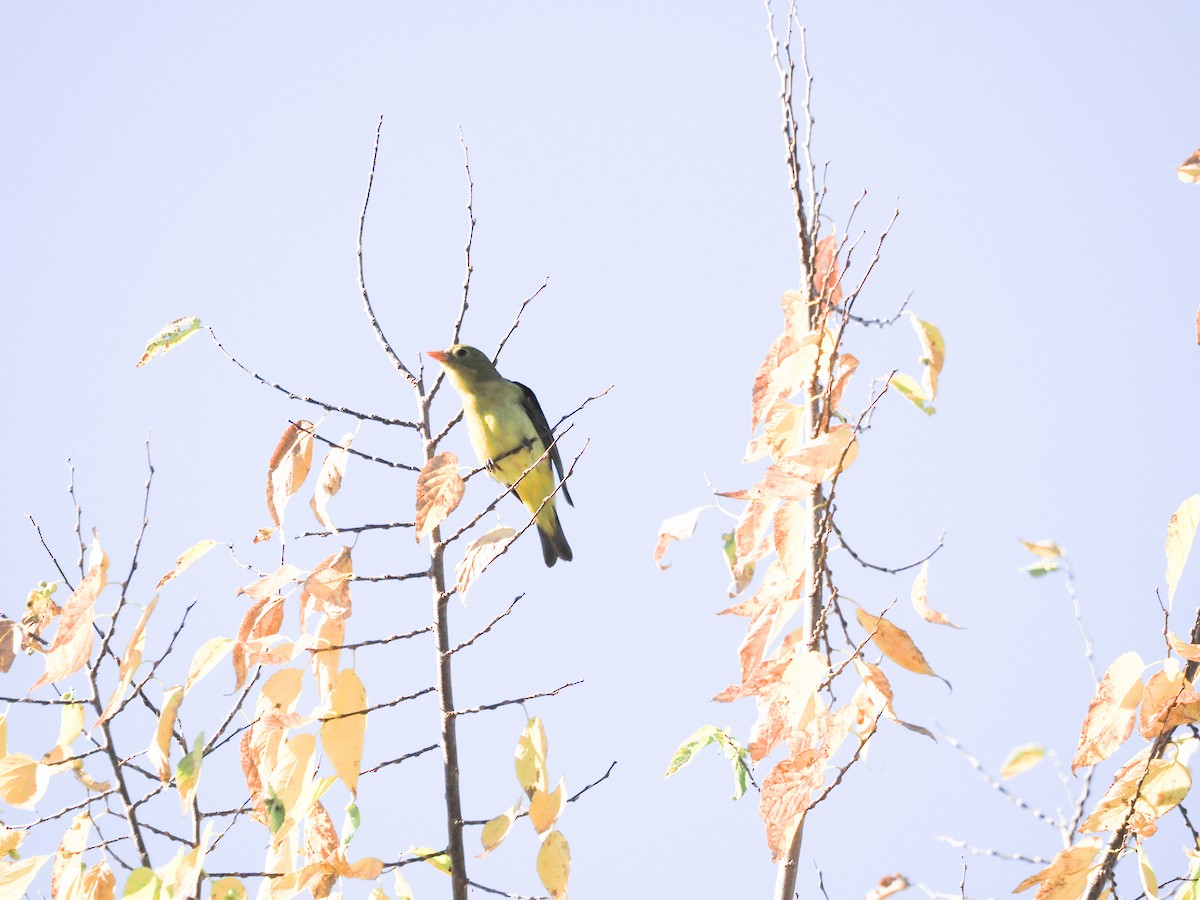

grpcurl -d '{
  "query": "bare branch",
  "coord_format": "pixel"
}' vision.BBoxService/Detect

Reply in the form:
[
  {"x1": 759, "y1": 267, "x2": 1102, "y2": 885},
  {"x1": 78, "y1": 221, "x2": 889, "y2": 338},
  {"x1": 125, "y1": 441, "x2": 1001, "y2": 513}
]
[{"x1": 453, "y1": 680, "x2": 583, "y2": 717}]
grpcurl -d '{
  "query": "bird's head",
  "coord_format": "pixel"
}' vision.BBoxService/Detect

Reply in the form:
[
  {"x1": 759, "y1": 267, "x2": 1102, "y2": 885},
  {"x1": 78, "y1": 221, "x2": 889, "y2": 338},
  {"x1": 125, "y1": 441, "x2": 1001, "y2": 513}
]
[{"x1": 427, "y1": 344, "x2": 500, "y2": 387}]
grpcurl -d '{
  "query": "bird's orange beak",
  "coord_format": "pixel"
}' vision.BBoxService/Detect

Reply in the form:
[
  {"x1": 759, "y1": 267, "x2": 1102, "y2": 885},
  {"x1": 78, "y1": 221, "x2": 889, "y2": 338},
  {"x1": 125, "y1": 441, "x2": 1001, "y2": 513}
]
[{"x1": 427, "y1": 350, "x2": 447, "y2": 363}]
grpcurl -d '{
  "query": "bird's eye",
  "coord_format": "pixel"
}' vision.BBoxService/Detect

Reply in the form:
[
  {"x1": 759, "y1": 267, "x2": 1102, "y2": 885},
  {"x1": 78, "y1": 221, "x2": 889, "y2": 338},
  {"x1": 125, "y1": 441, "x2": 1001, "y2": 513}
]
[{"x1": 454, "y1": 347, "x2": 468, "y2": 357}]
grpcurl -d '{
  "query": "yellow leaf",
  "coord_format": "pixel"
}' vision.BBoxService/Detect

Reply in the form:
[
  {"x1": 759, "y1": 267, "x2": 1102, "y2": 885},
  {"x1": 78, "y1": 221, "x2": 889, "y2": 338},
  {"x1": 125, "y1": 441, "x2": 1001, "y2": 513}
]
[
  {"x1": 515, "y1": 717, "x2": 549, "y2": 797},
  {"x1": 185, "y1": 637, "x2": 234, "y2": 693},
  {"x1": 0, "y1": 753, "x2": 51, "y2": 809},
  {"x1": 1072, "y1": 652, "x2": 1145, "y2": 770},
  {"x1": 51, "y1": 813, "x2": 91, "y2": 900},
  {"x1": 1167, "y1": 494, "x2": 1200, "y2": 607},
  {"x1": 530, "y1": 778, "x2": 566, "y2": 835},
  {"x1": 407, "y1": 846, "x2": 451, "y2": 875},
  {"x1": 478, "y1": 803, "x2": 518, "y2": 858},
  {"x1": 97, "y1": 597, "x2": 157, "y2": 726},
  {"x1": 121, "y1": 867, "x2": 162, "y2": 900},
  {"x1": 311, "y1": 433, "x2": 355, "y2": 531},
  {"x1": 210, "y1": 877, "x2": 248, "y2": 900},
  {"x1": 454, "y1": 526, "x2": 517, "y2": 598},
  {"x1": 1013, "y1": 838, "x2": 1101, "y2": 897},
  {"x1": 148, "y1": 685, "x2": 184, "y2": 782},
  {"x1": 536, "y1": 830, "x2": 571, "y2": 900},
  {"x1": 176, "y1": 735, "x2": 204, "y2": 813},
  {"x1": 854, "y1": 607, "x2": 949, "y2": 687},
  {"x1": 888, "y1": 372, "x2": 934, "y2": 415},
  {"x1": 1019, "y1": 538, "x2": 1065, "y2": 560},
  {"x1": 321, "y1": 669, "x2": 366, "y2": 795},
  {"x1": 265, "y1": 421, "x2": 315, "y2": 530},
  {"x1": 905, "y1": 311, "x2": 945, "y2": 401},
  {"x1": 415, "y1": 452, "x2": 465, "y2": 543},
  {"x1": 1080, "y1": 757, "x2": 1190, "y2": 836},
  {"x1": 0, "y1": 825, "x2": 24, "y2": 856},
  {"x1": 1000, "y1": 743, "x2": 1045, "y2": 779},
  {"x1": 0, "y1": 855, "x2": 51, "y2": 897},
  {"x1": 155, "y1": 539, "x2": 221, "y2": 590},
  {"x1": 1169, "y1": 632, "x2": 1200, "y2": 662},
  {"x1": 1136, "y1": 840, "x2": 1159, "y2": 900},
  {"x1": 910, "y1": 560, "x2": 962, "y2": 628},
  {"x1": 79, "y1": 860, "x2": 116, "y2": 900},
  {"x1": 393, "y1": 871, "x2": 414, "y2": 900},
  {"x1": 135, "y1": 315, "x2": 202, "y2": 368},
  {"x1": 1139, "y1": 661, "x2": 1200, "y2": 738}
]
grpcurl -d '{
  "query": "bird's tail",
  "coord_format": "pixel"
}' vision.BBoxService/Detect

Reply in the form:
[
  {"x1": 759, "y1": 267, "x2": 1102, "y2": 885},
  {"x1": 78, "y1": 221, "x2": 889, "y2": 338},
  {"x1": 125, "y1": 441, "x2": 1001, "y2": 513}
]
[{"x1": 537, "y1": 507, "x2": 573, "y2": 567}]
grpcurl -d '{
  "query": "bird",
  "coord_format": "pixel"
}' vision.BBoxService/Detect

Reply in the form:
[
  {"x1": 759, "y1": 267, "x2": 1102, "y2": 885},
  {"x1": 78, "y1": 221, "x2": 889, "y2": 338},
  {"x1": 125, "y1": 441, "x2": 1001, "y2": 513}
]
[{"x1": 427, "y1": 344, "x2": 573, "y2": 566}]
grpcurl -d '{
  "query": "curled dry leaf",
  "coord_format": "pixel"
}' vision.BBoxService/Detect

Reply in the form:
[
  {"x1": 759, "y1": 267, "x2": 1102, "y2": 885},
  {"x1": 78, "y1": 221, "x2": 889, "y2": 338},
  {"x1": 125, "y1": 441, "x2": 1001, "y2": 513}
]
[
  {"x1": 1178, "y1": 148, "x2": 1200, "y2": 184},
  {"x1": 653, "y1": 506, "x2": 710, "y2": 568},
  {"x1": 136, "y1": 315, "x2": 202, "y2": 368},
  {"x1": 910, "y1": 561, "x2": 962, "y2": 629},
  {"x1": 265, "y1": 421, "x2": 315, "y2": 530},
  {"x1": 300, "y1": 548, "x2": 354, "y2": 623},
  {"x1": 864, "y1": 874, "x2": 909, "y2": 900},
  {"x1": 813, "y1": 234, "x2": 844, "y2": 308},
  {"x1": 96, "y1": 596, "x2": 158, "y2": 726},
  {"x1": 311, "y1": 433, "x2": 355, "y2": 531},
  {"x1": 1071, "y1": 650, "x2": 1144, "y2": 771},
  {"x1": 905, "y1": 311, "x2": 945, "y2": 401},
  {"x1": 414, "y1": 452, "x2": 465, "y2": 543},
  {"x1": 455, "y1": 526, "x2": 517, "y2": 598},
  {"x1": 1138, "y1": 661, "x2": 1200, "y2": 738},
  {"x1": 148, "y1": 686, "x2": 184, "y2": 782}
]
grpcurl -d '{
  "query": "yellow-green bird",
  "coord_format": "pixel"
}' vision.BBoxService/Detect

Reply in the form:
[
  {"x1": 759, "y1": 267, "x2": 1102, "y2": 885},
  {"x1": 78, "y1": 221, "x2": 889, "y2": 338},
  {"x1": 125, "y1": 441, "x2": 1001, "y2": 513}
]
[{"x1": 427, "y1": 344, "x2": 573, "y2": 566}]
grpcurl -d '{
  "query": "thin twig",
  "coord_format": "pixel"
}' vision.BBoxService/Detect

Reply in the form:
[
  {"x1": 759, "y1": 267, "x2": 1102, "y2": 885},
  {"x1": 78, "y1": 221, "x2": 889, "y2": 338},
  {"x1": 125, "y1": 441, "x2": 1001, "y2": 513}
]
[{"x1": 453, "y1": 681, "x2": 583, "y2": 717}]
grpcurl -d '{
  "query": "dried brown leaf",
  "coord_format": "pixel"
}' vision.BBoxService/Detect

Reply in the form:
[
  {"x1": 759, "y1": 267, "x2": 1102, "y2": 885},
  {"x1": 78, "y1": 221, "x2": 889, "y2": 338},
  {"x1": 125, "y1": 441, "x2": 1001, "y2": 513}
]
[
  {"x1": 415, "y1": 452, "x2": 465, "y2": 543},
  {"x1": 1072, "y1": 651, "x2": 1145, "y2": 770},
  {"x1": 31, "y1": 533, "x2": 108, "y2": 691},
  {"x1": 265, "y1": 421, "x2": 315, "y2": 529}
]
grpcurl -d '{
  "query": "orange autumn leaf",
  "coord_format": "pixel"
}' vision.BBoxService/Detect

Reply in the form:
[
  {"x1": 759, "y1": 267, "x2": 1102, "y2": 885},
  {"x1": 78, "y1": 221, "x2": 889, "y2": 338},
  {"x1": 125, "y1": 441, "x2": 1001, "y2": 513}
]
[
  {"x1": 813, "y1": 234, "x2": 844, "y2": 307},
  {"x1": 1013, "y1": 838, "x2": 1101, "y2": 898},
  {"x1": 0, "y1": 754, "x2": 50, "y2": 810},
  {"x1": 32, "y1": 532, "x2": 108, "y2": 691},
  {"x1": 910, "y1": 561, "x2": 962, "y2": 629},
  {"x1": 1168, "y1": 631, "x2": 1200, "y2": 662},
  {"x1": 854, "y1": 606, "x2": 949, "y2": 687},
  {"x1": 1138, "y1": 662, "x2": 1200, "y2": 738},
  {"x1": 1072, "y1": 651, "x2": 1145, "y2": 771},
  {"x1": 415, "y1": 452, "x2": 465, "y2": 543},
  {"x1": 749, "y1": 328, "x2": 837, "y2": 434},
  {"x1": 478, "y1": 803, "x2": 518, "y2": 858},
  {"x1": 530, "y1": 778, "x2": 566, "y2": 835},
  {"x1": 1079, "y1": 756, "x2": 1190, "y2": 837},
  {"x1": 79, "y1": 860, "x2": 116, "y2": 900},
  {"x1": 232, "y1": 594, "x2": 286, "y2": 690},
  {"x1": 865, "y1": 874, "x2": 910, "y2": 900},
  {"x1": 265, "y1": 421, "x2": 315, "y2": 530},
  {"x1": 760, "y1": 706, "x2": 855, "y2": 860},
  {"x1": 300, "y1": 547, "x2": 354, "y2": 623}
]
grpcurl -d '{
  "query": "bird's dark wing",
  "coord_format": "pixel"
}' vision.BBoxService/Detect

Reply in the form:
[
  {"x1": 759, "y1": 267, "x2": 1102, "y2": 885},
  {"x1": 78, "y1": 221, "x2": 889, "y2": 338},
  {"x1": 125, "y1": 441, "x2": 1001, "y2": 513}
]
[{"x1": 515, "y1": 380, "x2": 573, "y2": 507}]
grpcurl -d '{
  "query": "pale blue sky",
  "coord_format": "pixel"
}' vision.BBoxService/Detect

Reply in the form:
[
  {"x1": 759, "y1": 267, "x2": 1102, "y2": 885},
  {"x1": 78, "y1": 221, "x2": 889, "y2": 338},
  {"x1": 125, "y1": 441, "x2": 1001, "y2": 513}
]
[{"x1": 3, "y1": 4, "x2": 1198, "y2": 898}]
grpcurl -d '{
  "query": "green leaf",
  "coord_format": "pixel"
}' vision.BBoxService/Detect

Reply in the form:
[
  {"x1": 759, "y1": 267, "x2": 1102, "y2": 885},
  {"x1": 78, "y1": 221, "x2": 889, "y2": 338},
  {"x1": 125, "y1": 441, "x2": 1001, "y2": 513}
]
[
  {"x1": 888, "y1": 372, "x2": 935, "y2": 415},
  {"x1": 999, "y1": 743, "x2": 1045, "y2": 779},
  {"x1": 665, "y1": 725, "x2": 750, "y2": 800},
  {"x1": 342, "y1": 800, "x2": 361, "y2": 846},
  {"x1": 407, "y1": 846, "x2": 452, "y2": 875},
  {"x1": 136, "y1": 316, "x2": 203, "y2": 368},
  {"x1": 123, "y1": 867, "x2": 163, "y2": 900},
  {"x1": 265, "y1": 787, "x2": 285, "y2": 835},
  {"x1": 1020, "y1": 560, "x2": 1061, "y2": 577}
]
